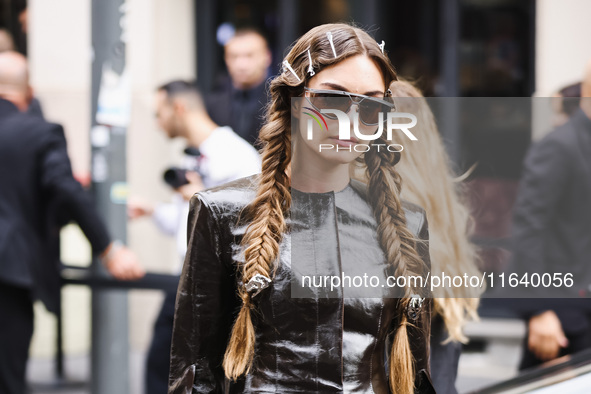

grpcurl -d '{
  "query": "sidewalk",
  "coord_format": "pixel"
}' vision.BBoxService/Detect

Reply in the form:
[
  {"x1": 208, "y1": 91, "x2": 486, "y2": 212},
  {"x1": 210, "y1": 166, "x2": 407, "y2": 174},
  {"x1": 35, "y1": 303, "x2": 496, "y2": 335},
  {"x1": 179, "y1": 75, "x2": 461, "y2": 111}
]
[
  {"x1": 27, "y1": 351, "x2": 145, "y2": 394},
  {"x1": 26, "y1": 318, "x2": 525, "y2": 393}
]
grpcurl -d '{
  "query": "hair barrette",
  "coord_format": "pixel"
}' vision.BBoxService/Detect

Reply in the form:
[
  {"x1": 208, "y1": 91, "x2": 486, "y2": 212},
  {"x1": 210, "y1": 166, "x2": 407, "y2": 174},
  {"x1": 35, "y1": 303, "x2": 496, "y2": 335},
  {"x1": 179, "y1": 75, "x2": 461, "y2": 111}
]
[
  {"x1": 245, "y1": 273, "x2": 272, "y2": 298},
  {"x1": 326, "y1": 31, "x2": 337, "y2": 58},
  {"x1": 406, "y1": 294, "x2": 424, "y2": 321},
  {"x1": 379, "y1": 40, "x2": 385, "y2": 54},
  {"x1": 282, "y1": 59, "x2": 301, "y2": 82},
  {"x1": 307, "y1": 49, "x2": 315, "y2": 76}
]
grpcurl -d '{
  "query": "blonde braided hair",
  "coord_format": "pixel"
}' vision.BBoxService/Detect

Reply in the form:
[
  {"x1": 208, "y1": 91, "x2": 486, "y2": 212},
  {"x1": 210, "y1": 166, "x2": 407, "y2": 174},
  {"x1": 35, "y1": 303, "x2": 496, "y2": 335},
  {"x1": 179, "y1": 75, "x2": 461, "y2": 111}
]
[
  {"x1": 222, "y1": 80, "x2": 292, "y2": 379},
  {"x1": 387, "y1": 80, "x2": 481, "y2": 344},
  {"x1": 364, "y1": 138, "x2": 430, "y2": 392}
]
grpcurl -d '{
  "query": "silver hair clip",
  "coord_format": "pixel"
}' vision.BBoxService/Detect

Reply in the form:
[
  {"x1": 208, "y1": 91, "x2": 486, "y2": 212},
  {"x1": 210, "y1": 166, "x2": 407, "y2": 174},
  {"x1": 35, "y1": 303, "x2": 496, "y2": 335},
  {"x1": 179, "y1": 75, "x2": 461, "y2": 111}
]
[
  {"x1": 245, "y1": 273, "x2": 272, "y2": 297},
  {"x1": 326, "y1": 31, "x2": 337, "y2": 58},
  {"x1": 307, "y1": 48, "x2": 315, "y2": 76},
  {"x1": 406, "y1": 294, "x2": 425, "y2": 321},
  {"x1": 282, "y1": 59, "x2": 301, "y2": 82},
  {"x1": 379, "y1": 40, "x2": 385, "y2": 54}
]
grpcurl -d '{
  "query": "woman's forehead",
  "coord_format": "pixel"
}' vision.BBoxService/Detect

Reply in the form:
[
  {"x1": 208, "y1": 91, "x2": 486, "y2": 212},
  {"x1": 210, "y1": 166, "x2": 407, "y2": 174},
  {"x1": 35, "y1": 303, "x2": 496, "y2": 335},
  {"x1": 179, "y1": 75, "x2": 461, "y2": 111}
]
[{"x1": 307, "y1": 55, "x2": 385, "y2": 95}]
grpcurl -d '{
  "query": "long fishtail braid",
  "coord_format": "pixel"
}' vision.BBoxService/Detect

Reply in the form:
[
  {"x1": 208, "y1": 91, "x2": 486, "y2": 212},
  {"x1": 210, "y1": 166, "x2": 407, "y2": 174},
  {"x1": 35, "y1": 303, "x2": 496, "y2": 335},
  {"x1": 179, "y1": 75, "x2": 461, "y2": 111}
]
[
  {"x1": 364, "y1": 140, "x2": 429, "y2": 394},
  {"x1": 222, "y1": 84, "x2": 292, "y2": 380}
]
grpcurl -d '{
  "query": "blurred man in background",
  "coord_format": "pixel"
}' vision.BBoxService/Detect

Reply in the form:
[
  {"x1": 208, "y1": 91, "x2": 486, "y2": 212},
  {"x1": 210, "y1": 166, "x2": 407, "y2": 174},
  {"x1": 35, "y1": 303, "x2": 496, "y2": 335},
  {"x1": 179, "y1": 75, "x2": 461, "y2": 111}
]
[
  {"x1": 551, "y1": 82, "x2": 582, "y2": 127},
  {"x1": 0, "y1": 27, "x2": 44, "y2": 118},
  {"x1": 128, "y1": 80, "x2": 260, "y2": 394},
  {"x1": 511, "y1": 58, "x2": 591, "y2": 370},
  {"x1": 0, "y1": 51, "x2": 144, "y2": 394},
  {"x1": 205, "y1": 28, "x2": 271, "y2": 147},
  {"x1": 0, "y1": 28, "x2": 14, "y2": 52}
]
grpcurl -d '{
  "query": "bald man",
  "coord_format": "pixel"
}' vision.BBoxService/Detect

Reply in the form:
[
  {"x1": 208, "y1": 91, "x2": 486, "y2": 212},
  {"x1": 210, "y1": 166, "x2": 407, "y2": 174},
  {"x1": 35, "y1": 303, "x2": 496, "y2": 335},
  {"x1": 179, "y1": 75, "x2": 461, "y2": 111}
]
[
  {"x1": 0, "y1": 28, "x2": 15, "y2": 53},
  {"x1": 0, "y1": 51, "x2": 144, "y2": 393},
  {"x1": 0, "y1": 51, "x2": 32, "y2": 110},
  {"x1": 0, "y1": 36, "x2": 44, "y2": 118},
  {"x1": 510, "y1": 58, "x2": 591, "y2": 370}
]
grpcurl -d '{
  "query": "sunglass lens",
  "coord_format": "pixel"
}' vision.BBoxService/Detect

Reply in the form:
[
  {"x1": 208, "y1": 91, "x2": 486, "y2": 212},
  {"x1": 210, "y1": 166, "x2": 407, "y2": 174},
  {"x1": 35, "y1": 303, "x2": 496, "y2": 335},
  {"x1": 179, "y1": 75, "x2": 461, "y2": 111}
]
[
  {"x1": 359, "y1": 100, "x2": 386, "y2": 125},
  {"x1": 309, "y1": 93, "x2": 351, "y2": 116}
]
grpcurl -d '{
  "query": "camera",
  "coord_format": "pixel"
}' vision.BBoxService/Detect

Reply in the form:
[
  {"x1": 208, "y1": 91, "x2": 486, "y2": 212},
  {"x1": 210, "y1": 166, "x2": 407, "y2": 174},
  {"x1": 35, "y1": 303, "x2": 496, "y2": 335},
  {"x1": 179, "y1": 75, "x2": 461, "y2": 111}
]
[
  {"x1": 162, "y1": 146, "x2": 201, "y2": 189},
  {"x1": 163, "y1": 167, "x2": 191, "y2": 189}
]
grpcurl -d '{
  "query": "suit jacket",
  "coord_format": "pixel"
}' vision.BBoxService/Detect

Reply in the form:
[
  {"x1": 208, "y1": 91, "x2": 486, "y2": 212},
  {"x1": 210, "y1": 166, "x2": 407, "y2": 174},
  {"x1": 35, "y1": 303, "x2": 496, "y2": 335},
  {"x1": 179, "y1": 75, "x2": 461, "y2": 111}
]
[
  {"x1": 169, "y1": 175, "x2": 435, "y2": 393},
  {"x1": 0, "y1": 99, "x2": 110, "y2": 312},
  {"x1": 204, "y1": 78, "x2": 268, "y2": 147},
  {"x1": 510, "y1": 108, "x2": 591, "y2": 323}
]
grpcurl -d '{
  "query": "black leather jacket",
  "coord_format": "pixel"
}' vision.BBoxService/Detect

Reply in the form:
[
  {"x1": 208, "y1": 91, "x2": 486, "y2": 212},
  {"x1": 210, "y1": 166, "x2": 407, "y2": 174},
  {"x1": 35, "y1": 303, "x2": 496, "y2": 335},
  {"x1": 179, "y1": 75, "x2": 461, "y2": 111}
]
[{"x1": 169, "y1": 175, "x2": 435, "y2": 393}]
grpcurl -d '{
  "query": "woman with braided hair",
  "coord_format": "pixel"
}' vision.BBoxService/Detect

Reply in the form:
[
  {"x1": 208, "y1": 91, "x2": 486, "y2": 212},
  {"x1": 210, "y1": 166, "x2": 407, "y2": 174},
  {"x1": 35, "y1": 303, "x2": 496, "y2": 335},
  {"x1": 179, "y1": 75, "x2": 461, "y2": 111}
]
[{"x1": 169, "y1": 23, "x2": 435, "y2": 394}]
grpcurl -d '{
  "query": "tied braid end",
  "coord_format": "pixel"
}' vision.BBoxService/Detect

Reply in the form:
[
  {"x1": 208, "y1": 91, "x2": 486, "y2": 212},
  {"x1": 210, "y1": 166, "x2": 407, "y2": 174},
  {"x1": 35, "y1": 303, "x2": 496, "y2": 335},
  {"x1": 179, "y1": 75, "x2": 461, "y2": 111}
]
[{"x1": 223, "y1": 293, "x2": 256, "y2": 380}]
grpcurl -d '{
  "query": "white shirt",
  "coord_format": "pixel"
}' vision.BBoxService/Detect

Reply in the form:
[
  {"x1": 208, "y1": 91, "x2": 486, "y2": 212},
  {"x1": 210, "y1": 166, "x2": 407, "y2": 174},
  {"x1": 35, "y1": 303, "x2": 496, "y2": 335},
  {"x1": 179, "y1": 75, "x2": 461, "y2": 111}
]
[
  {"x1": 152, "y1": 126, "x2": 261, "y2": 271},
  {"x1": 197, "y1": 126, "x2": 261, "y2": 188}
]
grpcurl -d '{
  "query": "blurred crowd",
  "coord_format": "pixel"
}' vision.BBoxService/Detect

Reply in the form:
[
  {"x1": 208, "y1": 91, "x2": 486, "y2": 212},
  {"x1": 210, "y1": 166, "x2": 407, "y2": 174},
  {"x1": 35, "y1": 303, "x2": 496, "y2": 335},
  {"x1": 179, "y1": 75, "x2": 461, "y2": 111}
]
[{"x1": 1, "y1": 6, "x2": 591, "y2": 394}]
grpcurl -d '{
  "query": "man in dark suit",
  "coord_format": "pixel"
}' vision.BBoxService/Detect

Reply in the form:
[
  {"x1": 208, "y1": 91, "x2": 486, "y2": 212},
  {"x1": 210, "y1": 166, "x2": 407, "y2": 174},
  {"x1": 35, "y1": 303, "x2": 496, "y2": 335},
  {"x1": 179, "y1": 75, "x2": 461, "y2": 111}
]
[
  {"x1": 511, "y1": 59, "x2": 591, "y2": 370},
  {"x1": 0, "y1": 51, "x2": 145, "y2": 393},
  {"x1": 205, "y1": 28, "x2": 271, "y2": 147}
]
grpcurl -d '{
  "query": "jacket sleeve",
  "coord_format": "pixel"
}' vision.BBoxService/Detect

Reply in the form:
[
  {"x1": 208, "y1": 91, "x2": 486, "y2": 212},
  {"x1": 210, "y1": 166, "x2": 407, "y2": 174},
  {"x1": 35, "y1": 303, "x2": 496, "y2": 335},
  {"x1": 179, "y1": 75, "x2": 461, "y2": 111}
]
[
  {"x1": 510, "y1": 136, "x2": 572, "y2": 312},
  {"x1": 40, "y1": 124, "x2": 111, "y2": 254},
  {"x1": 152, "y1": 200, "x2": 183, "y2": 237},
  {"x1": 512, "y1": 137, "x2": 570, "y2": 261},
  {"x1": 169, "y1": 193, "x2": 238, "y2": 394}
]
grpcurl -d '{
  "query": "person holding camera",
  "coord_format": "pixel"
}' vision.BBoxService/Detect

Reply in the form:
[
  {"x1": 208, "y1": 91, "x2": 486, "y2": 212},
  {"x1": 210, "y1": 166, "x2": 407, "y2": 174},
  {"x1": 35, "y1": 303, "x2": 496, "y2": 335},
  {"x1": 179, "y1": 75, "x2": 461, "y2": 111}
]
[{"x1": 128, "y1": 80, "x2": 260, "y2": 394}]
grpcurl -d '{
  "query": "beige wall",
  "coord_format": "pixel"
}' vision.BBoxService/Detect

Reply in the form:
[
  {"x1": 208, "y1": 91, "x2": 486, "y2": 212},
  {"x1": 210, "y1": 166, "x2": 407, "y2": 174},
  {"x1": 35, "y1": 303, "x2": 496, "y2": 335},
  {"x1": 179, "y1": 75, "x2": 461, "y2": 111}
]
[
  {"x1": 535, "y1": 0, "x2": 591, "y2": 97},
  {"x1": 28, "y1": 0, "x2": 195, "y2": 359},
  {"x1": 532, "y1": 0, "x2": 591, "y2": 140}
]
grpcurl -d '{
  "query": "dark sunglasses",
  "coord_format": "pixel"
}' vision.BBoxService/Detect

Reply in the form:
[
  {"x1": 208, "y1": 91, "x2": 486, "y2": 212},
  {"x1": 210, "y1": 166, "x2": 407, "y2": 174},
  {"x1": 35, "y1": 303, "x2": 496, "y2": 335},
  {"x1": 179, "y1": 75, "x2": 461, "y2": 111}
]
[{"x1": 304, "y1": 87, "x2": 395, "y2": 126}]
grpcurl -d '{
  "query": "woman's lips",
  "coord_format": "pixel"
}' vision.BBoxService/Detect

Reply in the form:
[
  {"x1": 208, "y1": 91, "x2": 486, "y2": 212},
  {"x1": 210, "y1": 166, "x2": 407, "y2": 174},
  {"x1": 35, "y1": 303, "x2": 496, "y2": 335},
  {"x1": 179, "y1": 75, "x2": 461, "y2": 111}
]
[{"x1": 329, "y1": 136, "x2": 359, "y2": 147}]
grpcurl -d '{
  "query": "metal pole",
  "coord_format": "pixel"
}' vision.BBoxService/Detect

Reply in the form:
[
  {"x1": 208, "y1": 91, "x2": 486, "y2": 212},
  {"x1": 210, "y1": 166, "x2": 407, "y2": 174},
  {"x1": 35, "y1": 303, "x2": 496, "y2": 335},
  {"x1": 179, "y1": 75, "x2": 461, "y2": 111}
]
[
  {"x1": 278, "y1": 0, "x2": 299, "y2": 54},
  {"x1": 195, "y1": 0, "x2": 217, "y2": 92},
  {"x1": 441, "y1": 0, "x2": 459, "y2": 97},
  {"x1": 90, "y1": 1, "x2": 131, "y2": 393},
  {"x1": 55, "y1": 297, "x2": 64, "y2": 380},
  {"x1": 440, "y1": 0, "x2": 461, "y2": 168}
]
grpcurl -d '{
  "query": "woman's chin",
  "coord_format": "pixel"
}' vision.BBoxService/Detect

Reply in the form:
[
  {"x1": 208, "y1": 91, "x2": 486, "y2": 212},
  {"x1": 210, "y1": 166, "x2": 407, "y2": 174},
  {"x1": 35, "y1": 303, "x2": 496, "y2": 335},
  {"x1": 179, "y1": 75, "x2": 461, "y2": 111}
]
[{"x1": 316, "y1": 150, "x2": 362, "y2": 165}]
